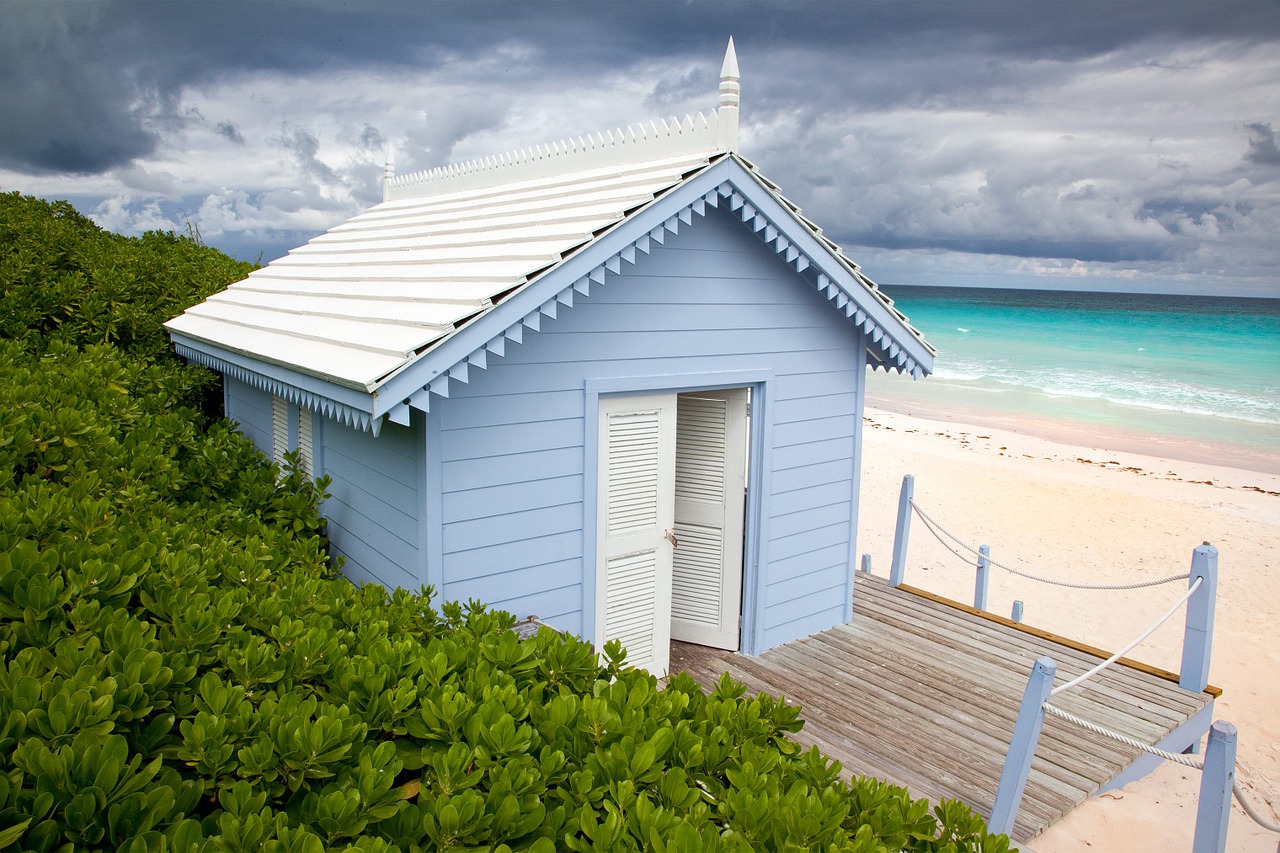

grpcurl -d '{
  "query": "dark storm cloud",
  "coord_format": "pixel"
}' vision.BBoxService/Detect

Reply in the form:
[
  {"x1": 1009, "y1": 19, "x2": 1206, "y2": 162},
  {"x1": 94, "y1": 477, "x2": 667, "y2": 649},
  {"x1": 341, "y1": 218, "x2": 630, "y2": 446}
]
[
  {"x1": 2, "y1": 1, "x2": 1277, "y2": 290},
  {"x1": 5, "y1": 0, "x2": 1275, "y2": 174},
  {"x1": 1245, "y1": 122, "x2": 1280, "y2": 167},
  {"x1": 0, "y1": 2, "x2": 155, "y2": 173},
  {"x1": 216, "y1": 122, "x2": 246, "y2": 145},
  {"x1": 276, "y1": 127, "x2": 339, "y2": 185}
]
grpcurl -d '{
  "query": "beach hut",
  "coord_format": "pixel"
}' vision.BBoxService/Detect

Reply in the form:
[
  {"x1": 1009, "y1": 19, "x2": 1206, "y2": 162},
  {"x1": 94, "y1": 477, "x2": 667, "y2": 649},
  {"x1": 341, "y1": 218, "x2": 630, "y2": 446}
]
[{"x1": 165, "y1": 41, "x2": 935, "y2": 674}]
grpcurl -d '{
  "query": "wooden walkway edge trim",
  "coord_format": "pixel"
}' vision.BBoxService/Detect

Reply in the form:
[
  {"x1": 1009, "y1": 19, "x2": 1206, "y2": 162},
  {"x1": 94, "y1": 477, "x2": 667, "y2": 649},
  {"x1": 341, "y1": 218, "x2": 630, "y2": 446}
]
[{"x1": 895, "y1": 582, "x2": 1223, "y2": 698}]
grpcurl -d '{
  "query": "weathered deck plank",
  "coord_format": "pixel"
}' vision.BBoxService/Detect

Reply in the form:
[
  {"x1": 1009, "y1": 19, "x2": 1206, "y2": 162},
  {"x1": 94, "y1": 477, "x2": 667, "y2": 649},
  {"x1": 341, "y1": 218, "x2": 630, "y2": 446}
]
[{"x1": 667, "y1": 573, "x2": 1215, "y2": 842}]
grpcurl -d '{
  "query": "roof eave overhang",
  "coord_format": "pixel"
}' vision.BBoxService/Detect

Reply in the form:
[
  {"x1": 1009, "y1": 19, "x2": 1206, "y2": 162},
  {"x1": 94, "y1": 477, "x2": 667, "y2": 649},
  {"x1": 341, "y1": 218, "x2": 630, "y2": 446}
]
[
  {"x1": 169, "y1": 333, "x2": 388, "y2": 433},
  {"x1": 373, "y1": 156, "x2": 934, "y2": 427},
  {"x1": 723, "y1": 156, "x2": 936, "y2": 376},
  {"x1": 172, "y1": 155, "x2": 934, "y2": 435}
]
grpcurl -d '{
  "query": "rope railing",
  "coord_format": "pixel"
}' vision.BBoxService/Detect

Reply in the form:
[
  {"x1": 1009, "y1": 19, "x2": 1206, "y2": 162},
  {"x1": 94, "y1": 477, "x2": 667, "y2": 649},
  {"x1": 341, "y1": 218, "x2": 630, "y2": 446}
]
[
  {"x1": 1043, "y1": 701, "x2": 1203, "y2": 768},
  {"x1": 910, "y1": 498, "x2": 1189, "y2": 591},
  {"x1": 1050, "y1": 576, "x2": 1203, "y2": 696},
  {"x1": 891, "y1": 475, "x2": 1247, "y2": 846},
  {"x1": 1236, "y1": 784, "x2": 1280, "y2": 837},
  {"x1": 1043, "y1": 703, "x2": 1280, "y2": 838}
]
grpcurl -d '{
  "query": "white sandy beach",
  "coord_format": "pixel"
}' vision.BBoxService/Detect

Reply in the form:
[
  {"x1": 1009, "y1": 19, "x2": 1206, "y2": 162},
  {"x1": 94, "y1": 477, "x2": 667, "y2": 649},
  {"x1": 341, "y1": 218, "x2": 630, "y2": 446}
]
[{"x1": 854, "y1": 405, "x2": 1280, "y2": 852}]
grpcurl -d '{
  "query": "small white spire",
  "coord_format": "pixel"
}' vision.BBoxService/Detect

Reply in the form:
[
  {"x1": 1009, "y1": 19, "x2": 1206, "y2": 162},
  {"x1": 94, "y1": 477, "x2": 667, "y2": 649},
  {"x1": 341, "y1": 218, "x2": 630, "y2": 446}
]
[
  {"x1": 718, "y1": 37, "x2": 740, "y2": 152},
  {"x1": 382, "y1": 143, "x2": 396, "y2": 202}
]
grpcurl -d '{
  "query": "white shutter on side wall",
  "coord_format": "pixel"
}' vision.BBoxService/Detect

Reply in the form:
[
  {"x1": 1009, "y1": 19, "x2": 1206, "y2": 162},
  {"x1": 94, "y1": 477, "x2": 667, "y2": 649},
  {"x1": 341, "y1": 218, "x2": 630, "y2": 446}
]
[
  {"x1": 297, "y1": 408, "x2": 314, "y2": 477},
  {"x1": 271, "y1": 395, "x2": 289, "y2": 466}
]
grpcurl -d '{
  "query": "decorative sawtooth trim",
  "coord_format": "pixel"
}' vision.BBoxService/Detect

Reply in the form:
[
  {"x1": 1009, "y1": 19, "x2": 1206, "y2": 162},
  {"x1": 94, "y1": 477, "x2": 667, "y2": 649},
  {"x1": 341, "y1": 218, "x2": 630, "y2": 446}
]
[
  {"x1": 386, "y1": 401, "x2": 412, "y2": 426},
  {"x1": 174, "y1": 343, "x2": 374, "y2": 432},
  {"x1": 710, "y1": 180, "x2": 921, "y2": 375},
  {"x1": 404, "y1": 189, "x2": 716, "y2": 410},
  {"x1": 408, "y1": 388, "x2": 431, "y2": 414},
  {"x1": 386, "y1": 111, "x2": 727, "y2": 201},
  {"x1": 395, "y1": 166, "x2": 926, "y2": 415}
]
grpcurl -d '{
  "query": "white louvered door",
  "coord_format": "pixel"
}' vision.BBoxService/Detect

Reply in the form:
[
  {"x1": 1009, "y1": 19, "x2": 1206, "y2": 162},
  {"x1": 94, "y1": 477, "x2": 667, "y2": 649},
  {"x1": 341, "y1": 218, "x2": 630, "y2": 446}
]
[
  {"x1": 596, "y1": 394, "x2": 677, "y2": 676},
  {"x1": 671, "y1": 389, "x2": 748, "y2": 650}
]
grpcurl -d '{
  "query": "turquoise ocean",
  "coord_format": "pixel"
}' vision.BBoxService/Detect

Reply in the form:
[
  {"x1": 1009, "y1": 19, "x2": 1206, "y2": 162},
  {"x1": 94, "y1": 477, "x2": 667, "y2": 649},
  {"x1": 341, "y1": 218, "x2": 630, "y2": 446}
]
[{"x1": 866, "y1": 286, "x2": 1280, "y2": 473}]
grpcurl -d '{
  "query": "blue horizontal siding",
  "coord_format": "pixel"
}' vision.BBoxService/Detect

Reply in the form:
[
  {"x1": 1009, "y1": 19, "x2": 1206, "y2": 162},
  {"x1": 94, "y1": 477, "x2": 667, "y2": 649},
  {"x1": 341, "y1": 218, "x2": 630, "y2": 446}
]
[
  {"x1": 772, "y1": 437, "x2": 855, "y2": 472},
  {"x1": 773, "y1": 391, "x2": 858, "y2": 425},
  {"x1": 443, "y1": 530, "x2": 582, "y2": 582},
  {"x1": 329, "y1": 533, "x2": 417, "y2": 592},
  {"x1": 772, "y1": 370, "x2": 859, "y2": 402},
  {"x1": 326, "y1": 418, "x2": 417, "y2": 486},
  {"x1": 441, "y1": 446, "x2": 584, "y2": 493},
  {"x1": 487, "y1": 584, "x2": 584, "y2": 633},
  {"x1": 764, "y1": 563, "x2": 847, "y2": 608},
  {"x1": 322, "y1": 417, "x2": 421, "y2": 592},
  {"x1": 772, "y1": 414, "x2": 857, "y2": 448},
  {"x1": 444, "y1": 475, "x2": 582, "y2": 524},
  {"x1": 430, "y1": 205, "x2": 866, "y2": 650},
  {"x1": 513, "y1": 330, "x2": 855, "y2": 365},
  {"x1": 444, "y1": 502, "x2": 581, "y2": 554},
  {"x1": 761, "y1": 597, "x2": 848, "y2": 649},
  {"x1": 770, "y1": 460, "x2": 851, "y2": 495},
  {"x1": 325, "y1": 444, "x2": 418, "y2": 511},
  {"x1": 440, "y1": 417, "x2": 583, "y2": 463},
  {"x1": 437, "y1": 390, "x2": 583, "y2": 430},
  {"x1": 770, "y1": 481, "x2": 854, "y2": 516},
  {"x1": 454, "y1": 559, "x2": 580, "y2": 608},
  {"x1": 767, "y1": 544, "x2": 850, "y2": 585},
  {"x1": 225, "y1": 377, "x2": 273, "y2": 457},
  {"x1": 769, "y1": 501, "x2": 853, "y2": 540},
  {"x1": 323, "y1": 491, "x2": 417, "y2": 559},
  {"x1": 767, "y1": 520, "x2": 850, "y2": 563}
]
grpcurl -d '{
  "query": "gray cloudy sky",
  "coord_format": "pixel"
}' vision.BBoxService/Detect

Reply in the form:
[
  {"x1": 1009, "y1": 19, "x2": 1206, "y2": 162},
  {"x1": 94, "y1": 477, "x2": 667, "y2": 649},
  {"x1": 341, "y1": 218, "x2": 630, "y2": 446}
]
[{"x1": 2, "y1": 0, "x2": 1278, "y2": 296}]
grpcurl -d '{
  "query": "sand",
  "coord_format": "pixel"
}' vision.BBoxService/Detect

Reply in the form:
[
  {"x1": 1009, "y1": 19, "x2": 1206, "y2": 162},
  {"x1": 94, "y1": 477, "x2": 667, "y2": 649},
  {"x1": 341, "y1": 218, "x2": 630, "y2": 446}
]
[{"x1": 854, "y1": 406, "x2": 1280, "y2": 852}]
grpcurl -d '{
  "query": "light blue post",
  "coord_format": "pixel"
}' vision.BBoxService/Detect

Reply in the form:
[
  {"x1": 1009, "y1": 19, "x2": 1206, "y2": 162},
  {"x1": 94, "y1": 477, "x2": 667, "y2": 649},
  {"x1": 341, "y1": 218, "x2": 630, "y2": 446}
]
[
  {"x1": 889, "y1": 474, "x2": 914, "y2": 588},
  {"x1": 861, "y1": 553, "x2": 872, "y2": 573},
  {"x1": 1193, "y1": 721, "x2": 1237, "y2": 853},
  {"x1": 1011, "y1": 600, "x2": 1024, "y2": 623},
  {"x1": 989, "y1": 656, "x2": 1056, "y2": 837},
  {"x1": 975, "y1": 544, "x2": 991, "y2": 611},
  {"x1": 1180, "y1": 543, "x2": 1218, "y2": 693}
]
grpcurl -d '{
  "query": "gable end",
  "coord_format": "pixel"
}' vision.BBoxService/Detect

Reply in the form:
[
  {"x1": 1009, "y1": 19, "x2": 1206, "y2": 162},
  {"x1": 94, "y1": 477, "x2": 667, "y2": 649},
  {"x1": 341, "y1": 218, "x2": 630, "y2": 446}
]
[{"x1": 373, "y1": 157, "x2": 934, "y2": 429}]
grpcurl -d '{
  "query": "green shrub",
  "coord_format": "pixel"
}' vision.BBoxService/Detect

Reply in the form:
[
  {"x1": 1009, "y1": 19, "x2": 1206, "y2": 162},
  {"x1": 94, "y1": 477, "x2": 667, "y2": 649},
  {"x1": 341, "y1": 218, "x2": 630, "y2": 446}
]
[
  {"x1": 0, "y1": 193, "x2": 1013, "y2": 851},
  {"x1": 0, "y1": 192, "x2": 254, "y2": 360}
]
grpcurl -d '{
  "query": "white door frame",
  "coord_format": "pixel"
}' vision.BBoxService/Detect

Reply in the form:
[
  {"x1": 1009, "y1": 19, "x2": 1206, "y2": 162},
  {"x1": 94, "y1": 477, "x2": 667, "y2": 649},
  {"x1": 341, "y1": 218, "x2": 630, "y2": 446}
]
[{"x1": 583, "y1": 369, "x2": 774, "y2": 658}]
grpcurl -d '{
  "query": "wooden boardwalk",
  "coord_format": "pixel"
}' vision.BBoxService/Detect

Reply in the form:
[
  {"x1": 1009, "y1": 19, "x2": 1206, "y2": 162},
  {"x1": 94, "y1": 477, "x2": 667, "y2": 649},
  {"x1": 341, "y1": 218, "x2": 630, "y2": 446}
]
[{"x1": 669, "y1": 573, "x2": 1217, "y2": 842}]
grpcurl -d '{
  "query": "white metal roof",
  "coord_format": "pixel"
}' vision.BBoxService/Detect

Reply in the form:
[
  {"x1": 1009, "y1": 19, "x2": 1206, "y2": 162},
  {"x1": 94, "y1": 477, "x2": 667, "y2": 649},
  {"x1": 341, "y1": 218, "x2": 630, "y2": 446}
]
[
  {"x1": 167, "y1": 152, "x2": 722, "y2": 391},
  {"x1": 167, "y1": 39, "x2": 933, "y2": 429}
]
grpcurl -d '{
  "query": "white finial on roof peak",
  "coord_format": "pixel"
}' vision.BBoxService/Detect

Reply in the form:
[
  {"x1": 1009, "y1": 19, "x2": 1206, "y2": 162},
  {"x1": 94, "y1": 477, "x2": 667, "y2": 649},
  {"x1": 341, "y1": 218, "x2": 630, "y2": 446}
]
[
  {"x1": 382, "y1": 144, "x2": 396, "y2": 202},
  {"x1": 718, "y1": 37, "x2": 740, "y2": 152}
]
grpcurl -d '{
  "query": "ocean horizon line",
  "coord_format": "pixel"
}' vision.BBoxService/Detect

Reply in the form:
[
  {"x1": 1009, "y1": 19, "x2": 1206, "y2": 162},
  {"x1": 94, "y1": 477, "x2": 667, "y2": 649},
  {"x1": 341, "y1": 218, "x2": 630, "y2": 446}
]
[{"x1": 878, "y1": 281, "x2": 1280, "y2": 302}]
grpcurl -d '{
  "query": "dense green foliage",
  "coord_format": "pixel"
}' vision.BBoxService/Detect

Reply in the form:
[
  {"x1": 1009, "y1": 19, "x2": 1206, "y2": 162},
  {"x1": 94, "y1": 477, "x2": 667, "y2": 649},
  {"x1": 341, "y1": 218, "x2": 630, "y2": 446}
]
[{"x1": 0, "y1": 193, "x2": 1013, "y2": 851}]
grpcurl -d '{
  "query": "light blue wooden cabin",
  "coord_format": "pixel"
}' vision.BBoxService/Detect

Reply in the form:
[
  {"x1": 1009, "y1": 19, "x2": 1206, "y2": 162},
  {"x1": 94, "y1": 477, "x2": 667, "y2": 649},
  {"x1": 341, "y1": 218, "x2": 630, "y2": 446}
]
[{"x1": 166, "y1": 41, "x2": 935, "y2": 675}]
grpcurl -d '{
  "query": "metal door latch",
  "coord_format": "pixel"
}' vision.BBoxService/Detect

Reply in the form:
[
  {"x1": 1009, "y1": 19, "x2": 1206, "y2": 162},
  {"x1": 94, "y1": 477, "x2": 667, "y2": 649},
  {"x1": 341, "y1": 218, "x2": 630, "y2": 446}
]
[{"x1": 664, "y1": 528, "x2": 679, "y2": 548}]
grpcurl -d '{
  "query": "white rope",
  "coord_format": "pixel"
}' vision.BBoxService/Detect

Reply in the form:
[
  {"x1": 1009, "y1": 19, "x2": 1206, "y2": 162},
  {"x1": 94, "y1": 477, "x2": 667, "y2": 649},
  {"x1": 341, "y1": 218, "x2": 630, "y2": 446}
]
[
  {"x1": 910, "y1": 500, "x2": 1189, "y2": 590},
  {"x1": 1043, "y1": 701, "x2": 1204, "y2": 768},
  {"x1": 1234, "y1": 782, "x2": 1280, "y2": 834},
  {"x1": 1050, "y1": 576, "x2": 1202, "y2": 696},
  {"x1": 1043, "y1": 703, "x2": 1280, "y2": 835}
]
